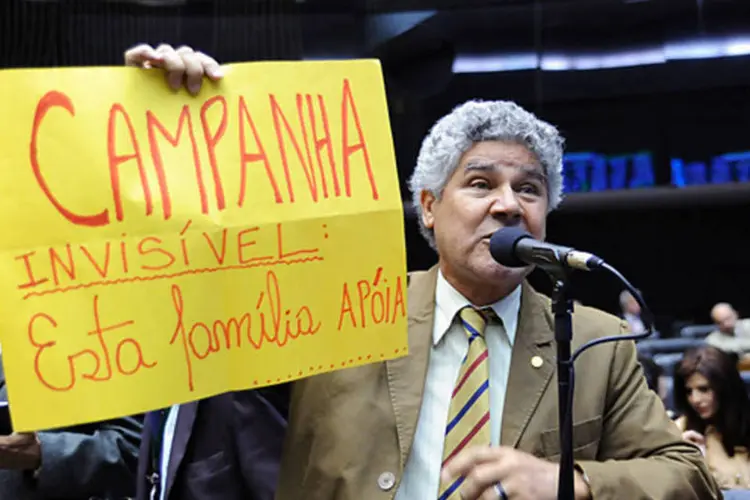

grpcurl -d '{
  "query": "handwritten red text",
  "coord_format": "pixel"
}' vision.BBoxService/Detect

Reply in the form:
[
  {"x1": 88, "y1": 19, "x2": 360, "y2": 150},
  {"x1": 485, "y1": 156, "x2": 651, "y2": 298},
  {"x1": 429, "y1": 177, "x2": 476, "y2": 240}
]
[
  {"x1": 29, "y1": 295, "x2": 156, "y2": 392},
  {"x1": 170, "y1": 269, "x2": 321, "y2": 391},
  {"x1": 338, "y1": 266, "x2": 406, "y2": 329},
  {"x1": 29, "y1": 79, "x2": 377, "y2": 227}
]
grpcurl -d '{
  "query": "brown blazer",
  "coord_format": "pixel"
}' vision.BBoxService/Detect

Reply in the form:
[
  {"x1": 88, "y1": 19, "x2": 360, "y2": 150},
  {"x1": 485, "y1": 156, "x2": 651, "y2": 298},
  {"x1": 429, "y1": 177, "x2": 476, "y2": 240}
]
[{"x1": 277, "y1": 266, "x2": 721, "y2": 499}]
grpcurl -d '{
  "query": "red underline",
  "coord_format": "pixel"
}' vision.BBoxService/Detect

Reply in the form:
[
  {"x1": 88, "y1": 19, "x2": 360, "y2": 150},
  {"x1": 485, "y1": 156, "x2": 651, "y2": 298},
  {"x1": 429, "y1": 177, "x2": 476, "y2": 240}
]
[{"x1": 22, "y1": 256, "x2": 324, "y2": 300}]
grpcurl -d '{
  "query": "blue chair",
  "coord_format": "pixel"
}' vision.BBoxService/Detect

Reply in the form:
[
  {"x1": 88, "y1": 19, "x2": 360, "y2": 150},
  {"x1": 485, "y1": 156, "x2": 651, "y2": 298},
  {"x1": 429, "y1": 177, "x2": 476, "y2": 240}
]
[
  {"x1": 722, "y1": 489, "x2": 750, "y2": 499},
  {"x1": 636, "y1": 338, "x2": 706, "y2": 357},
  {"x1": 680, "y1": 324, "x2": 715, "y2": 339},
  {"x1": 653, "y1": 352, "x2": 685, "y2": 377},
  {"x1": 660, "y1": 375, "x2": 675, "y2": 412}
]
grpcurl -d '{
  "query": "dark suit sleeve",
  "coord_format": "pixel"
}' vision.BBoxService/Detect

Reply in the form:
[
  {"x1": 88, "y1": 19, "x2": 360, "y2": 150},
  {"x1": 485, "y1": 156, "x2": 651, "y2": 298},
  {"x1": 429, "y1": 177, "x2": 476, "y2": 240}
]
[
  {"x1": 32, "y1": 415, "x2": 142, "y2": 498},
  {"x1": 232, "y1": 387, "x2": 288, "y2": 500},
  {"x1": 575, "y1": 323, "x2": 721, "y2": 499}
]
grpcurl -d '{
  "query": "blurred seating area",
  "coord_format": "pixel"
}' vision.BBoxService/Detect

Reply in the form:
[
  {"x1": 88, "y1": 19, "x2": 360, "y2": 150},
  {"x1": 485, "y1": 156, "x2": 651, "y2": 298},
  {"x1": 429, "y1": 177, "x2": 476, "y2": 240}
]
[
  {"x1": 633, "y1": 300, "x2": 750, "y2": 493},
  {"x1": 636, "y1": 305, "x2": 750, "y2": 414}
]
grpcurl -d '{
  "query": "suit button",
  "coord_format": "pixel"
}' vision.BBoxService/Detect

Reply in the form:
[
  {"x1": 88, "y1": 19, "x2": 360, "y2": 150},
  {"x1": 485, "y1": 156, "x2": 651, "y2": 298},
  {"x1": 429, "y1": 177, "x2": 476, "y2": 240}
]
[{"x1": 377, "y1": 471, "x2": 396, "y2": 491}]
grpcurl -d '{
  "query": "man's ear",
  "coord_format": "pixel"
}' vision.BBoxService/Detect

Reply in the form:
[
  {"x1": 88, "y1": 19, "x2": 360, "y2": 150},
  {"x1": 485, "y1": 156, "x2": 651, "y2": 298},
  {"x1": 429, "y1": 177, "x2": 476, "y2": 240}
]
[{"x1": 420, "y1": 190, "x2": 436, "y2": 230}]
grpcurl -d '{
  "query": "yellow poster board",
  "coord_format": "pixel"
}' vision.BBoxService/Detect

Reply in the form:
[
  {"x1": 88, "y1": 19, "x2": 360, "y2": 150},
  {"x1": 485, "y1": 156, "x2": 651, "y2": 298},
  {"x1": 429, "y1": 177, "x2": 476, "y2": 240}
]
[{"x1": 0, "y1": 60, "x2": 408, "y2": 432}]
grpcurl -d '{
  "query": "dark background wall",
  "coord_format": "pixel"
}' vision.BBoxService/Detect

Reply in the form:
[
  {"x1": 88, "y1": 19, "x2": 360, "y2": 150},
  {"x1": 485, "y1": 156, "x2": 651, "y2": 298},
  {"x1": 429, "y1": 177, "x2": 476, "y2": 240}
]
[
  {"x1": 2, "y1": 0, "x2": 749, "y2": 333},
  {"x1": 408, "y1": 83, "x2": 750, "y2": 332}
]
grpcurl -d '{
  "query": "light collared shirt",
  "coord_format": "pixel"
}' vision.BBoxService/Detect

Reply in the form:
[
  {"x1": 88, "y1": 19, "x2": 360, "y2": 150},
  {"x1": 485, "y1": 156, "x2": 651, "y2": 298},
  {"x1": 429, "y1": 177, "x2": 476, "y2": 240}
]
[
  {"x1": 394, "y1": 271, "x2": 521, "y2": 499},
  {"x1": 624, "y1": 313, "x2": 646, "y2": 335},
  {"x1": 706, "y1": 318, "x2": 750, "y2": 354},
  {"x1": 151, "y1": 404, "x2": 179, "y2": 500}
]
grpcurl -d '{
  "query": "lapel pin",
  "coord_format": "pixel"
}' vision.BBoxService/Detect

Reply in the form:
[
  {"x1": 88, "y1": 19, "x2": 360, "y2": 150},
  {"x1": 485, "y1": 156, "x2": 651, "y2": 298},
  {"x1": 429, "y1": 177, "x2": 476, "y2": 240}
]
[{"x1": 531, "y1": 355, "x2": 544, "y2": 368}]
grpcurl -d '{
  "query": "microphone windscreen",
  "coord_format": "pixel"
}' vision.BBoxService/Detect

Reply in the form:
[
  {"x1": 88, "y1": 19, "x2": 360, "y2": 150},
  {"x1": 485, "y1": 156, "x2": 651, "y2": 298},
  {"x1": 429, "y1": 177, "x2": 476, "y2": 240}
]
[{"x1": 489, "y1": 227, "x2": 531, "y2": 268}]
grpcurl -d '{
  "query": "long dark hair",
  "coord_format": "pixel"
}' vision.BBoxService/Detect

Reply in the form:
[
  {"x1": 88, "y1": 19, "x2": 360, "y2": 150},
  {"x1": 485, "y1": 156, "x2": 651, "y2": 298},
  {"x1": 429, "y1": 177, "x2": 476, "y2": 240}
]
[{"x1": 674, "y1": 345, "x2": 750, "y2": 456}]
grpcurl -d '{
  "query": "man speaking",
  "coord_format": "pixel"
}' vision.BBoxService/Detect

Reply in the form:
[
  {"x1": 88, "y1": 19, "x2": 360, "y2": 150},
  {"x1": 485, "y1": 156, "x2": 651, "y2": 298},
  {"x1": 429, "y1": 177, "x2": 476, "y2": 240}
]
[{"x1": 125, "y1": 43, "x2": 720, "y2": 500}]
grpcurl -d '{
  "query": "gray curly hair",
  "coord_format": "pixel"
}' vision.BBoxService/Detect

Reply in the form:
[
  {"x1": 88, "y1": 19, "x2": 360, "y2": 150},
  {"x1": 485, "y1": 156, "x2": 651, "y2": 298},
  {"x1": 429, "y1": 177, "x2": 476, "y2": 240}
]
[{"x1": 408, "y1": 99, "x2": 565, "y2": 249}]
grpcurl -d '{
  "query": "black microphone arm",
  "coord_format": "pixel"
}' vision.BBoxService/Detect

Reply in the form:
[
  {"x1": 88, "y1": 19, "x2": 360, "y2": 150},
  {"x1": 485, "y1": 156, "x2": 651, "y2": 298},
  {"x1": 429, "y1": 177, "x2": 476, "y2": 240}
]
[{"x1": 489, "y1": 227, "x2": 654, "y2": 500}]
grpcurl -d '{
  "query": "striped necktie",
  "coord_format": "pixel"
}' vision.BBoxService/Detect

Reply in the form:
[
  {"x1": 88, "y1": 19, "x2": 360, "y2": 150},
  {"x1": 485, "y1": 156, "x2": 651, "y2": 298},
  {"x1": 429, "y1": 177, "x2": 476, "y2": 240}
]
[{"x1": 438, "y1": 306, "x2": 493, "y2": 500}]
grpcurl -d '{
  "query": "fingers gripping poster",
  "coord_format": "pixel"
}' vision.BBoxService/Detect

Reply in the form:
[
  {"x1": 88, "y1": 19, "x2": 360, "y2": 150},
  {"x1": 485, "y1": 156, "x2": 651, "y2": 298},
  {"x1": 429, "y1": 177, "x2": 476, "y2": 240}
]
[{"x1": 0, "y1": 60, "x2": 408, "y2": 431}]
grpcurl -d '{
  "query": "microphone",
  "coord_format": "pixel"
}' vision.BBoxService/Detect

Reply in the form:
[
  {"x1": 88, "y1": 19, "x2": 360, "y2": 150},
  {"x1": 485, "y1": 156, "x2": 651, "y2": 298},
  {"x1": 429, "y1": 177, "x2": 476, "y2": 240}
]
[
  {"x1": 489, "y1": 227, "x2": 605, "y2": 272},
  {"x1": 489, "y1": 226, "x2": 652, "y2": 500}
]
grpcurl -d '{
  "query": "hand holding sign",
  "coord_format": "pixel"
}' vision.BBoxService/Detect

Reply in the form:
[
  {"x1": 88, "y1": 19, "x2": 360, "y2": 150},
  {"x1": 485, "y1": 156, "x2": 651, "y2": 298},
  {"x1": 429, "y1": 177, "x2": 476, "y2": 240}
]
[
  {"x1": 0, "y1": 430, "x2": 41, "y2": 471},
  {"x1": 0, "y1": 57, "x2": 408, "y2": 432},
  {"x1": 124, "y1": 43, "x2": 223, "y2": 94}
]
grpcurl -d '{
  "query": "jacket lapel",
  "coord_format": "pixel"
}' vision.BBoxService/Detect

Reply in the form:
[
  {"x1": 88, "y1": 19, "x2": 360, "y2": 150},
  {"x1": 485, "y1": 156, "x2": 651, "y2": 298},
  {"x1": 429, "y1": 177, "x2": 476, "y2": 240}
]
[
  {"x1": 164, "y1": 401, "x2": 199, "y2": 498},
  {"x1": 385, "y1": 265, "x2": 437, "y2": 469},
  {"x1": 501, "y1": 282, "x2": 556, "y2": 447},
  {"x1": 135, "y1": 416, "x2": 154, "y2": 500}
]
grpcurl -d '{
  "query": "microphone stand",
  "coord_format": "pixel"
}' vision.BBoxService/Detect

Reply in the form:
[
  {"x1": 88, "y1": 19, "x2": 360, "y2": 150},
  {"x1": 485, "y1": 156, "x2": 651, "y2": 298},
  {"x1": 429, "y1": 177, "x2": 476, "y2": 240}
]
[
  {"x1": 551, "y1": 276, "x2": 575, "y2": 500},
  {"x1": 489, "y1": 227, "x2": 656, "y2": 500}
]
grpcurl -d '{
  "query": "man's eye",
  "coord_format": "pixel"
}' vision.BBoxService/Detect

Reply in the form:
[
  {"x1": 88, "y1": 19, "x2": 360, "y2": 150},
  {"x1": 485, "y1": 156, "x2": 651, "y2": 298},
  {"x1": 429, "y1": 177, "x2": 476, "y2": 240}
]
[
  {"x1": 470, "y1": 180, "x2": 491, "y2": 189},
  {"x1": 518, "y1": 183, "x2": 541, "y2": 195}
]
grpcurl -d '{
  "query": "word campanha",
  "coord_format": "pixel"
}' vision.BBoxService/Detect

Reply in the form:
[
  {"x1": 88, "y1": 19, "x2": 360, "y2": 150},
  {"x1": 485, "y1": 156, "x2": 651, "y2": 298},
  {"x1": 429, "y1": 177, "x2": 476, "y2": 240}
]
[
  {"x1": 15, "y1": 221, "x2": 319, "y2": 293},
  {"x1": 29, "y1": 77, "x2": 379, "y2": 228}
]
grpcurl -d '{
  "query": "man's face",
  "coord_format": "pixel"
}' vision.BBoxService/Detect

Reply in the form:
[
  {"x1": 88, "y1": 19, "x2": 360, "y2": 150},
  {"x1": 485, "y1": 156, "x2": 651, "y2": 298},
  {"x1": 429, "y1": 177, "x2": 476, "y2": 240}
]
[
  {"x1": 420, "y1": 140, "x2": 548, "y2": 305},
  {"x1": 625, "y1": 296, "x2": 641, "y2": 316},
  {"x1": 713, "y1": 305, "x2": 738, "y2": 335}
]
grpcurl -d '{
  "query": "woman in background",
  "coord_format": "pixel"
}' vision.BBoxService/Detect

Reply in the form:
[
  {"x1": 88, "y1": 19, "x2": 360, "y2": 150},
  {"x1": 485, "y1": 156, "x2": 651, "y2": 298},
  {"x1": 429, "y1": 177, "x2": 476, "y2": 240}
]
[{"x1": 674, "y1": 345, "x2": 750, "y2": 489}]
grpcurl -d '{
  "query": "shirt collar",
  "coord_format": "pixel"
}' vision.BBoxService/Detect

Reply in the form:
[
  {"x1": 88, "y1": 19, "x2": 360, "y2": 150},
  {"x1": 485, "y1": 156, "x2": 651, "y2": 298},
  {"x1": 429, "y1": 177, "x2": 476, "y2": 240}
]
[{"x1": 433, "y1": 269, "x2": 521, "y2": 347}]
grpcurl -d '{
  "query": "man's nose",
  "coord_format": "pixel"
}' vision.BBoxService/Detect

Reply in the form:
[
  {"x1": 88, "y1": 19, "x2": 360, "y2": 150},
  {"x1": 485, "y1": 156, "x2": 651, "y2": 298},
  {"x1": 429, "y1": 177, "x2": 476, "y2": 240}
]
[{"x1": 488, "y1": 185, "x2": 522, "y2": 222}]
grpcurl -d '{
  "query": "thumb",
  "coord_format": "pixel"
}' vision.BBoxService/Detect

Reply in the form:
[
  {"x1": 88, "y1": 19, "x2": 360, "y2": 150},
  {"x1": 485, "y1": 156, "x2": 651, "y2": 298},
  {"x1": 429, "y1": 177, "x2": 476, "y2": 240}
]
[{"x1": 124, "y1": 44, "x2": 164, "y2": 68}]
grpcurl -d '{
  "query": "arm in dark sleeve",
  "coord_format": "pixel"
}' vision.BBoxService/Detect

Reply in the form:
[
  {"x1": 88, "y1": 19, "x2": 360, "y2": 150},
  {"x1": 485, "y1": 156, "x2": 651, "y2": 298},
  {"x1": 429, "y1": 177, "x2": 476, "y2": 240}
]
[
  {"x1": 32, "y1": 415, "x2": 142, "y2": 498},
  {"x1": 232, "y1": 385, "x2": 289, "y2": 500}
]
